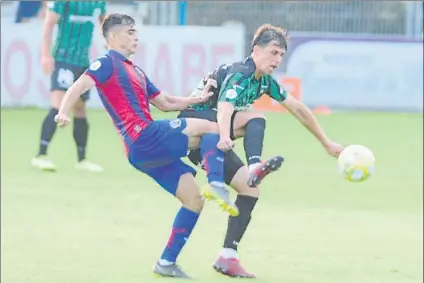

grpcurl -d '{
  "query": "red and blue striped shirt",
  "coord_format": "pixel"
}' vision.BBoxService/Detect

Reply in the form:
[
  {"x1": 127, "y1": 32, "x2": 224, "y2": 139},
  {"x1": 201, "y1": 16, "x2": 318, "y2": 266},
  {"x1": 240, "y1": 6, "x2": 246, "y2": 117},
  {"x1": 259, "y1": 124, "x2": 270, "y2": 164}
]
[{"x1": 85, "y1": 50, "x2": 160, "y2": 152}]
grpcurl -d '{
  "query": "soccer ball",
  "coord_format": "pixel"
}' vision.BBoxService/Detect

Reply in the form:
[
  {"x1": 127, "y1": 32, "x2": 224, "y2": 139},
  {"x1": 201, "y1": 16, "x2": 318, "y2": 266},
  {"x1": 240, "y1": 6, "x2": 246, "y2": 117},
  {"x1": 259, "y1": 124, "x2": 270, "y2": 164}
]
[{"x1": 338, "y1": 145, "x2": 375, "y2": 182}]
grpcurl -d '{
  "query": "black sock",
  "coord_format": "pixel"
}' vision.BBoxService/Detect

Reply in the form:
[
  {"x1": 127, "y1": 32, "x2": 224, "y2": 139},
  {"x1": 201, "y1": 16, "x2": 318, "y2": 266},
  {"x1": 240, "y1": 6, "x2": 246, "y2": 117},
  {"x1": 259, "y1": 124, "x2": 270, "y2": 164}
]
[
  {"x1": 244, "y1": 118, "x2": 266, "y2": 166},
  {"x1": 73, "y1": 118, "x2": 89, "y2": 162},
  {"x1": 223, "y1": 195, "x2": 258, "y2": 251},
  {"x1": 38, "y1": 108, "x2": 59, "y2": 156}
]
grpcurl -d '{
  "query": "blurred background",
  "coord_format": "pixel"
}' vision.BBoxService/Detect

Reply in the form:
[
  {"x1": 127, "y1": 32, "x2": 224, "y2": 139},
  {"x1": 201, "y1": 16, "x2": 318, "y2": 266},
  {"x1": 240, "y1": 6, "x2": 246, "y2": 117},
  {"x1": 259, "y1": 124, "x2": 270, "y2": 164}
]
[{"x1": 1, "y1": 0, "x2": 423, "y2": 112}]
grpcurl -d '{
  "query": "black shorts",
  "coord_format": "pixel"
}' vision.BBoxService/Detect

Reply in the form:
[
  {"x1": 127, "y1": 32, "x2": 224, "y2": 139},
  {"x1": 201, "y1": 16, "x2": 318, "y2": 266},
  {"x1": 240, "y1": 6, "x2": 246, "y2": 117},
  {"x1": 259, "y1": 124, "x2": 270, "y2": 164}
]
[
  {"x1": 51, "y1": 61, "x2": 90, "y2": 101},
  {"x1": 178, "y1": 109, "x2": 245, "y2": 185}
]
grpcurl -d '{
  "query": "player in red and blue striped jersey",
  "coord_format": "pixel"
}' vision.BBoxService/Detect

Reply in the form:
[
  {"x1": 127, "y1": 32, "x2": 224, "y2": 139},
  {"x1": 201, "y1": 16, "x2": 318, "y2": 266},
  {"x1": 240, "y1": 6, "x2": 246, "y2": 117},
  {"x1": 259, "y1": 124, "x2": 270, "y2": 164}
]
[{"x1": 54, "y1": 13, "x2": 238, "y2": 279}]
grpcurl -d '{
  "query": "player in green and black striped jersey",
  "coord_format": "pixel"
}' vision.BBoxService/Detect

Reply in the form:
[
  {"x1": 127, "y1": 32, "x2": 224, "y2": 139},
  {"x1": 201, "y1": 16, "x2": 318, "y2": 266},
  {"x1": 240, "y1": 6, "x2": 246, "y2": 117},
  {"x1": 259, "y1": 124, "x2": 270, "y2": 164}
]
[
  {"x1": 178, "y1": 24, "x2": 345, "y2": 278},
  {"x1": 189, "y1": 56, "x2": 287, "y2": 112},
  {"x1": 32, "y1": 1, "x2": 107, "y2": 173}
]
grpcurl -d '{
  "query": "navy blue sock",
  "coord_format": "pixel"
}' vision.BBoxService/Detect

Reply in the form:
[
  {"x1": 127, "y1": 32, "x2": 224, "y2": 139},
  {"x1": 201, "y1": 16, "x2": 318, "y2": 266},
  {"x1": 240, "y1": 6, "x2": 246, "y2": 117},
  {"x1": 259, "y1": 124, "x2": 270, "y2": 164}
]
[
  {"x1": 200, "y1": 133, "x2": 224, "y2": 184},
  {"x1": 161, "y1": 207, "x2": 200, "y2": 263}
]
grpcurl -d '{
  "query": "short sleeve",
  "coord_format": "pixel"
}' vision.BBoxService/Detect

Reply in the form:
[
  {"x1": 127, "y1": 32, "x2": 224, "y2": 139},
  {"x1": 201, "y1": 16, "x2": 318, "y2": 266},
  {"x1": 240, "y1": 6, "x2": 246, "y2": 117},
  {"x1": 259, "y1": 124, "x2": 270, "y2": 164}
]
[
  {"x1": 85, "y1": 56, "x2": 113, "y2": 86},
  {"x1": 267, "y1": 76, "x2": 287, "y2": 102},
  {"x1": 217, "y1": 73, "x2": 246, "y2": 106},
  {"x1": 134, "y1": 66, "x2": 161, "y2": 98},
  {"x1": 145, "y1": 74, "x2": 161, "y2": 98},
  {"x1": 48, "y1": 1, "x2": 66, "y2": 15}
]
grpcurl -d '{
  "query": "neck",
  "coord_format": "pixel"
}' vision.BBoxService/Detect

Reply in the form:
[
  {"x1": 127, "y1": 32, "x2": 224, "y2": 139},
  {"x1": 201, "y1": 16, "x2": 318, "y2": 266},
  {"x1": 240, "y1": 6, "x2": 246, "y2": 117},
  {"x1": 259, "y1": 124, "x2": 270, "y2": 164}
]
[
  {"x1": 251, "y1": 53, "x2": 263, "y2": 79},
  {"x1": 108, "y1": 45, "x2": 131, "y2": 59}
]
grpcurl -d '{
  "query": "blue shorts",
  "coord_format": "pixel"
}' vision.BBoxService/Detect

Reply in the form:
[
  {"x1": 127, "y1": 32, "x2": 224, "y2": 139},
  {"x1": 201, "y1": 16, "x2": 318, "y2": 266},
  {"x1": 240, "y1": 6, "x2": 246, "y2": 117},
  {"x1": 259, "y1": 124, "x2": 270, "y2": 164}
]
[{"x1": 127, "y1": 118, "x2": 196, "y2": 195}]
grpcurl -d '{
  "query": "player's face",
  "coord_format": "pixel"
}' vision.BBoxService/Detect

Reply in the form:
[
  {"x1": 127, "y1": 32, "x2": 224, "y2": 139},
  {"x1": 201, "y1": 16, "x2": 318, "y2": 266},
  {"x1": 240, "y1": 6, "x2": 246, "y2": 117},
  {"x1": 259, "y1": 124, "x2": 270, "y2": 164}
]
[
  {"x1": 115, "y1": 25, "x2": 139, "y2": 55},
  {"x1": 256, "y1": 41, "x2": 285, "y2": 74}
]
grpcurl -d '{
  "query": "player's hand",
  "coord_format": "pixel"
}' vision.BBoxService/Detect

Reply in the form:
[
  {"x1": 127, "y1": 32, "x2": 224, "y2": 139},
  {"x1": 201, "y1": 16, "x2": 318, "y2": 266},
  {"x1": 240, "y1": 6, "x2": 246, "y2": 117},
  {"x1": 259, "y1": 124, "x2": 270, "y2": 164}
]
[
  {"x1": 54, "y1": 113, "x2": 71, "y2": 128},
  {"x1": 322, "y1": 140, "x2": 344, "y2": 157},
  {"x1": 190, "y1": 91, "x2": 214, "y2": 104},
  {"x1": 202, "y1": 78, "x2": 217, "y2": 97},
  {"x1": 217, "y1": 137, "x2": 234, "y2": 151},
  {"x1": 41, "y1": 55, "x2": 55, "y2": 75}
]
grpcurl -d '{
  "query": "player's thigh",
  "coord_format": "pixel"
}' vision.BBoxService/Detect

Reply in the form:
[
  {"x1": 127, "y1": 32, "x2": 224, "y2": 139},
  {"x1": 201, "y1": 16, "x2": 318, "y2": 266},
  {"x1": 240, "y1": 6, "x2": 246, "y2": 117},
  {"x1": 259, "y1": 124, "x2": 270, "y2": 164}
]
[
  {"x1": 129, "y1": 119, "x2": 190, "y2": 164},
  {"x1": 178, "y1": 110, "x2": 218, "y2": 148},
  {"x1": 140, "y1": 159, "x2": 198, "y2": 198},
  {"x1": 232, "y1": 111, "x2": 266, "y2": 139},
  {"x1": 182, "y1": 118, "x2": 218, "y2": 137},
  {"x1": 50, "y1": 90, "x2": 66, "y2": 109},
  {"x1": 179, "y1": 109, "x2": 239, "y2": 140}
]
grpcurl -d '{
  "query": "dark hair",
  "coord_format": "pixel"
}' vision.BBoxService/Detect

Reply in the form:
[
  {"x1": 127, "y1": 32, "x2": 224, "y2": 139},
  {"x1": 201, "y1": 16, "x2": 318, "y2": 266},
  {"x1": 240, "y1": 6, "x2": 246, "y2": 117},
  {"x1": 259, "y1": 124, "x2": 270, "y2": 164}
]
[
  {"x1": 252, "y1": 24, "x2": 288, "y2": 52},
  {"x1": 102, "y1": 13, "x2": 136, "y2": 38}
]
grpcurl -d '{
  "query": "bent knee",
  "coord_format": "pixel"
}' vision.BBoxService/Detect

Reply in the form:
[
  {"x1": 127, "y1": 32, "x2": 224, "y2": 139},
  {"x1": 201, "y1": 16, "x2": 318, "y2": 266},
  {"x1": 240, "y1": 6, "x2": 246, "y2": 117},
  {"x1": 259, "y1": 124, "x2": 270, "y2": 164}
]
[
  {"x1": 237, "y1": 185, "x2": 260, "y2": 198},
  {"x1": 181, "y1": 193, "x2": 204, "y2": 212},
  {"x1": 51, "y1": 90, "x2": 65, "y2": 109},
  {"x1": 229, "y1": 166, "x2": 260, "y2": 198},
  {"x1": 233, "y1": 112, "x2": 266, "y2": 133},
  {"x1": 249, "y1": 112, "x2": 266, "y2": 120},
  {"x1": 73, "y1": 100, "x2": 87, "y2": 118}
]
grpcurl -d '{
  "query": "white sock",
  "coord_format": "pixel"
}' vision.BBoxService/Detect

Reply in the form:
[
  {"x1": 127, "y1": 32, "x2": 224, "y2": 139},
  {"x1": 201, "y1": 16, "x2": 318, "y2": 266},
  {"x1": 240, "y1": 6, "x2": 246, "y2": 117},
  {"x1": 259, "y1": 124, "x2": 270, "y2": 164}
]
[
  {"x1": 158, "y1": 259, "x2": 174, "y2": 266},
  {"x1": 248, "y1": 162, "x2": 262, "y2": 173},
  {"x1": 220, "y1": 248, "x2": 238, "y2": 259}
]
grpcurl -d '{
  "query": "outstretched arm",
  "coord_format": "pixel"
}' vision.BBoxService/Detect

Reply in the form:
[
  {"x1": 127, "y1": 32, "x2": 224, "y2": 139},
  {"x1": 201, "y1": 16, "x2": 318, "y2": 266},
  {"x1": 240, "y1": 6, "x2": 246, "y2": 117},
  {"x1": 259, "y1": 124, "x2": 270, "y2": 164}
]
[
  {"x1": 280, "y1": 93, "x2": 343, "y2": 157},
  {"x1": 281, "y1": 93, "x2": 330, "y2": 145},
  {"x1": 267, "y1": 76, "x2": 343, "y2": 157},
  {"x1": 149, "y1": 79, "x2": 216, "y2": 112},
  {"x1": 150, "y1": 94, "x2": 202, "y2": 112}
]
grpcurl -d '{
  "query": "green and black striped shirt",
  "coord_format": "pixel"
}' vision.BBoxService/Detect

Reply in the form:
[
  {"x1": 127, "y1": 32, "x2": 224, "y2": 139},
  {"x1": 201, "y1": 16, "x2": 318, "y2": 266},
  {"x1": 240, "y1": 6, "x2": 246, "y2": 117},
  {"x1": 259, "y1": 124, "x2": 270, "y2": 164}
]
[
  {"x1": 49, "y1": 1, "x2": 106, "y2": 67},
  {"x1": 189, "y1": 57, "x2": 287, "y2": 111}
]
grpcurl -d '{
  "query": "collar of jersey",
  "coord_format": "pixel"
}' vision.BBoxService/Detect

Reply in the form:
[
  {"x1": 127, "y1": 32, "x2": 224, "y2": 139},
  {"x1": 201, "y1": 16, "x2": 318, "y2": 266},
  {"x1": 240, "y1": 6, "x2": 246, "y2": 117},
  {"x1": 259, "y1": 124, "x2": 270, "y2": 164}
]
[{"x1": 108, "y1": 50, "x2": 133, "y2": 64}]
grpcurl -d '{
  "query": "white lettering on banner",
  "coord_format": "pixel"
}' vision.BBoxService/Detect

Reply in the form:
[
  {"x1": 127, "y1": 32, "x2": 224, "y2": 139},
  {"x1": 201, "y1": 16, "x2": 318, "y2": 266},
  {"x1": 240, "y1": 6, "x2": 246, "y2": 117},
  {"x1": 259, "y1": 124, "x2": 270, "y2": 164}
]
[
  {"x1": 1, "y1": 21, "x2": 245, "y2": 108},
  {"x1": 285, "y1": 39, "x2": 423, "y2": 112}
]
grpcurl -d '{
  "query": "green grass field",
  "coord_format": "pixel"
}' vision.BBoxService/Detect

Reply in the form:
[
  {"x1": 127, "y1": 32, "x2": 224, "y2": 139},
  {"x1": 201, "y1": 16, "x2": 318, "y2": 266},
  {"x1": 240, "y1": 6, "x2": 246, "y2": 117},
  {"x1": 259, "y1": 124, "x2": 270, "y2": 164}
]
[{"x1": 1, "y1": 109, "x2": 423, "y2": 283}]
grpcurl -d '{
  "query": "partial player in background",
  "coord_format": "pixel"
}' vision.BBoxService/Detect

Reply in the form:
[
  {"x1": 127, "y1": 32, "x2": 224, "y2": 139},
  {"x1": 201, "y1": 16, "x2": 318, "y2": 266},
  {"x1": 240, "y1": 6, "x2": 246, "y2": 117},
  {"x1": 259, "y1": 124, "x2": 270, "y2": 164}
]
[
  {"x1": 179, "y1": 24, "x2": 344, "y2": 278},
  {"x1": 54, "y1": 14, "x2": 237, "y2": 279},
  {"x1": 31, "y1": 1, "x2": 107, "y2": 172}
]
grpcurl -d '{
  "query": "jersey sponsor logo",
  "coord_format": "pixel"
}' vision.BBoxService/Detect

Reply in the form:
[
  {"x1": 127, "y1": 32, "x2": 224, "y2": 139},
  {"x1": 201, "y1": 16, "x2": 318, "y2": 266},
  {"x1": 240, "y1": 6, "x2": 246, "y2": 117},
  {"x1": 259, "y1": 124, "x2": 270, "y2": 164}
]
[
  {"x1": 225, "y1": 89, "x2": 238, "y2": 99},
  {"x1": 169, "y1": 119, "x2": 182, "y2": 129},
  {"x1": 89, "y1": 60, "x2": 101, "y2": 71}
]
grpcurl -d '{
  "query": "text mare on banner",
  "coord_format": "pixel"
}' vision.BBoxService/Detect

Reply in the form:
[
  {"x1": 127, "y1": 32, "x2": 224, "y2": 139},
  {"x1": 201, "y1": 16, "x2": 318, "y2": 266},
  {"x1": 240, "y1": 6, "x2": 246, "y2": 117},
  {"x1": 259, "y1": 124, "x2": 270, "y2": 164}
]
[{"x1": 1, "y1": 20, "x2": 245, "y2": 109}]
